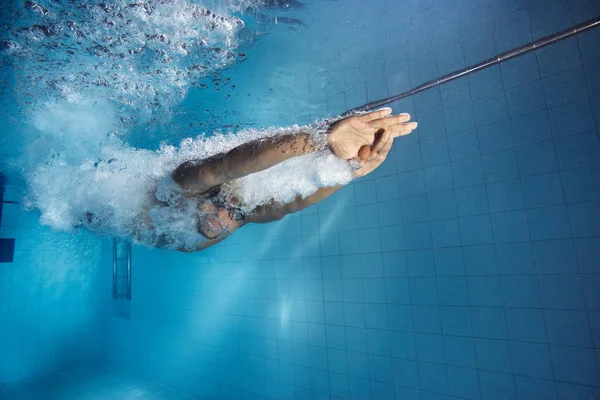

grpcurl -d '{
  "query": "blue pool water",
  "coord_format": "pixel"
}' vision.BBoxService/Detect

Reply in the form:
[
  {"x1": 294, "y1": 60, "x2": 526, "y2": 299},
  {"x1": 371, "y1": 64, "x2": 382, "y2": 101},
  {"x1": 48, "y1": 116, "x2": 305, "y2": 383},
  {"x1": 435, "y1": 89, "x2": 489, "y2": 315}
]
[{"x1": 1, "y1": 0, "x2": 600, "y2": 399}]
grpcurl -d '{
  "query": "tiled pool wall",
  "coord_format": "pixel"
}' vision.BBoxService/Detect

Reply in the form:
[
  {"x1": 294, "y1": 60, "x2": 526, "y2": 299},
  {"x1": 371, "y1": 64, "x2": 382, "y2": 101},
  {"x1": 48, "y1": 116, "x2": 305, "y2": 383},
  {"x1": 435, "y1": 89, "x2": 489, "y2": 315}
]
[
  {"x1": 104, "y1": 0, "x2": 600, "y2": 399},
  {"x1": 0, "y1": 184, "x2": 106, "y2": 385}
]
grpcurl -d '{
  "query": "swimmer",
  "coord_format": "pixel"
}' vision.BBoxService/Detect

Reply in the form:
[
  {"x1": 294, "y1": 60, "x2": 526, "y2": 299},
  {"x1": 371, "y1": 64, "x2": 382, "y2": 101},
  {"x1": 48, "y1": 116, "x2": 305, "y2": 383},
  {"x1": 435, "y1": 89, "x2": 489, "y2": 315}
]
[{"x1": 166, "y1": 108, "x2": 418, "y2": 252}]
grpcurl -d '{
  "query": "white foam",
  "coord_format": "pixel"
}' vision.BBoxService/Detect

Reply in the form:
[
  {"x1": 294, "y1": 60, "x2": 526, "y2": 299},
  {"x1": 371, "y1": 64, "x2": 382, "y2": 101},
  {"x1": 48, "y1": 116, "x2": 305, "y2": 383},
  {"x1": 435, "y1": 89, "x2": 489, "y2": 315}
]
[
  {"x1": 23, "y1": 99, "x2": 353, "y2": 250},
  {"x1": 5, "y1": 0, "x2": 356, "y2": 250}
]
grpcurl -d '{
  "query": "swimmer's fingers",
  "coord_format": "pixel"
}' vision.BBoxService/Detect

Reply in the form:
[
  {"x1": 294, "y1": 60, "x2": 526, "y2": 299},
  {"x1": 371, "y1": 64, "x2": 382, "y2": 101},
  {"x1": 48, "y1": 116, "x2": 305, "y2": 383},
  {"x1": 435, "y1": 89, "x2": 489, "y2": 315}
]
[
  {"x1": 389, "y1": 121, "x2": 419, "y2": 138},
  {"x1": 357, "y1": 107, "x2": 393, "y2": 122},
  {"x1": 371, "y1": 129, "x2": 392, "y2": 154},
  {"x1": 368, "y1": 113, "x2": 412, "y2": 128}
]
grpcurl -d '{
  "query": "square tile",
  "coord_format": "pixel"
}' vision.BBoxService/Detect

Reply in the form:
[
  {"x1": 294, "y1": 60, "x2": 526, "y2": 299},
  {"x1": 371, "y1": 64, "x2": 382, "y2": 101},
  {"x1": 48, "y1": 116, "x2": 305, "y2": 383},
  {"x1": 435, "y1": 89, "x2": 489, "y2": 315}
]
[
  {"x1": 444, "y1": 335, "x2": 477, "y2": 368},
  {"x1": 583, "y1": 274, "x2": 600, "y2": 310},
  {"x1": 561, "y1": 165, "x2": 600, "y2": 203},
  {"x1": 344, "y1": 303, "x2": 366, "y2": 328},
  {"x1": 424, "y1": 164, "x2": 454, "y2": 193},
  {"x1": 585, "y1": 61, "x2": 600, "y2": 96},
  {"x1": 434, "y1": 247, "x2": 465, "y2": 276},
  {"x1": 430, "y1": 219, "x2": 461, "y2": 248},
  {"x1": 478, "y1": 120, "x2": 514, "y2": 154},
  {"x1": 521, "y1": 173, "x2": 565, "y2": 207},
  {"x1": 437, "y1": 277, "x2": 469, "y2": 306},
  {"x1": 528, "y1": 205, "x2": 572, "y2": 240},
  {"x1": 494, "y1": 9, "x2": 531, "y2": 52},
  {"x1": 444, "y1": 102, "x2": 476, "y2": 135},
  {"x1": 448, "y1": 129, "x2": 481, "y2": 161},
  {"x1": 399, "y1": 170, "x2": 426, "y2": 198},
  {"x1": 550, "y1": 345, "x2": 600, "y2": 386},
  {"x1": 410, "y1": 277, "x2": 438, "y2": 305},
  {"x1": 475, "y1": 338, "x2": 512, "y2": 373},
  {"x1": 505, "y1": 81, "x2": 546, "y2": 118},
  {"x1": 452, "y1": 157, "x2": 485, "y2": 188},
  {"x1": 365, "y1": 304, "x2": 389, "y2": 329},
  {"x1": 421, "y1": 137, "x2": 450, "y2": 167},
  {"x1": 473, "y1": 92, "x2": 509, "y2": 126},
  {"x1": 402, "y1": 195, "x2": 429, "y2": 223},
  {"x1": 491, "y1": 210, "x2": 530, "y2": 243},
  {"x1": 397, "y1": 144, "x2": 423, "y2": 172},
  {"x1": 506, "y1": 308, "x2": 547, "y2": 342},
  {"x1": 415, "y1": 333, "x2": 445, "y2": 364},
  {"x1": 556, "y1": 382, "x2": 600, "y2": 400},
  {"x1": 471, "y1": 307, "x2": 507, "y2": 339},
  {"x1": 455, "y1": 185, "x2": 489, "y2": 216},
  {"x1": 380, "y1": 225, "x2": 406, "y2": 252},
  {"x1": 383, "y1": 251, "x2": 409, "y2": 277},
  {"x1": 486, "y1": 179, "x2": 525, "y2": 212},
  {"x1": 574, "y1": 238, "x2": 600, "y2": 273},
  {"x1": 510, "y1": 342, "x2": 554, "y2": 379},
  {"x1": 417, "y1": 109, "x2": 446, "y2": 140},
  {"x1": 440, "y1": 306, "x2": 473, "y2": 337},
  {"x1": 369, "y1": 354, "x2": 394, "y2": 383},
  {"x1": 482, "y1": 149, "x2": 520, "y2": 182},
  {"x1": 479, "y1": 371, "x2": 516, "y2": 400},
  {"x1": 367, "y1": 329, "x2": 391, "y2": 356},
  {"x1": 418, "y1": 362, "x2": 448, "y2": 395},
  {"x1": 545, "y1": 309, "x2": 593, "y2": 347},
  {"x1": 393, "y1": 358, "x2": 419, "y2": 387},
  {"x1": 447, "y1": 366, "x2": 481, "y2": 400},
  {"x1": 407, "y1": 249, "x2": 435, "y2": 277},
  {"x1": 548, "y1": 99, "x2": 596, "y2": 137},
  {"x1": 555, "y1": 130, "x2": 600, "y2": 169},
  {"x1": 533, "y1": 239, "x2": 578, "y2": 273},
  {"x1": 459, "y1": 215, "x2": 494, "y2": 245},
  {"x1": 362, "y1": 279, "x2": 386, "y2": 303},
  {"x1": 515, "y1": 376, "x2": 557, "y2": 400},
  {"x1": 387, "y1": 304, "x2": 414, "y2": 332},
  {"x1": 404, "y1": 222, "x2": 432, "y2": 250},
  {"x1": 542, "y1": 66, "x2": 589, "y2": 108},
  {"x1": 516, "y1": 141, "x2": 559, "y2": 177},
  {"x1": 390, "y1": 331, "x2": 416, "y2": 360},
  {"x1": 539, "y1": 274, "x2": 586, "y2": 310},
  {"x1": 501, "y1": 275, "x2": 541, "y2": 308},
  {"x1": 356, "y1": 180, "x2": 378, "y2": 205},
  {"x1": 346, "y1": 327, "x2": 367, "y2": 353},
  {"x1": 358, "y1": 228, "x2": 382, "y2": 253},
  {"x1": 568, "y1": 200, "x2": 600, "y2": 237},
  {"x1": 376, "y1": 175, "x2": 401, "y2": 202},
  {"x1": 378, "y1": 200, "x2": 403, "y2": 227},
  {"x1": 427, "y1": 191, "x2": 457, "y2": 220},
  {"x1": 463, "y1": 245, "x2": 498, "y2": 275},
  {"x1": 357, "y1": 205, "x2": 380, "y2": 229},
  {"x1": 467, "y1": 276, "x2": 502, "y2": 306},
  {"x1": 412, "y1": 305, "x2": 442, "y2": 334},
  {"x1": 510, "y1": 110, "x2": 552, "y2": 146},
  {"x1": 386, "y1": 277, "x2": 411, "y2": 304}
]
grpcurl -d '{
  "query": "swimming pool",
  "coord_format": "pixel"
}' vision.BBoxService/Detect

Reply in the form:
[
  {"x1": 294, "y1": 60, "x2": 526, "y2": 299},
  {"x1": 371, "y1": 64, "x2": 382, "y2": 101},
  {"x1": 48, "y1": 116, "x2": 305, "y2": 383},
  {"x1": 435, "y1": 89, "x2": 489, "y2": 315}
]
[{"x1": 1, "y1": 0, "x2": 600, "y2": 399}]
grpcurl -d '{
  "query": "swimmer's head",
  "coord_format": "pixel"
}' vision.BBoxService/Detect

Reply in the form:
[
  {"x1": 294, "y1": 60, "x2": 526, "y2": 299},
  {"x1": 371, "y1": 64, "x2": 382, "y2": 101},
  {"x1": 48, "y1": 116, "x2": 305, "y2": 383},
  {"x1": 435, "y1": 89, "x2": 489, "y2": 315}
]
[{"x1": 197, "y1": 201, "x2": 241, "y2": 239}]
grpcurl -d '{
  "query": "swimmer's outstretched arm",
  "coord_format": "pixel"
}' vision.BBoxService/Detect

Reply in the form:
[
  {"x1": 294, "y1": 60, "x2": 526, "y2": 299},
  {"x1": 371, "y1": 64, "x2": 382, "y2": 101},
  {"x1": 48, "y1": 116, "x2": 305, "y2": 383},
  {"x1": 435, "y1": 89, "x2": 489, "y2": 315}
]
[
  {"x1": 172, "y1": 109, "x2": 417, "y2": 193},
  {"x1": 246, "y1": 127, "x2": 404, "y2": 223}
]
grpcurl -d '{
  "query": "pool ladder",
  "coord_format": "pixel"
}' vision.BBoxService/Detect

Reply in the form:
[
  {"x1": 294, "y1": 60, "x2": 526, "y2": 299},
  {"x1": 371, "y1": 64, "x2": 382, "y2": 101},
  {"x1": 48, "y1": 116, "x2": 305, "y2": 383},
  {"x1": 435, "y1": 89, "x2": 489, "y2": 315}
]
[{"x1": 112, "y1": 238, "x2": 132, "y2": 300}]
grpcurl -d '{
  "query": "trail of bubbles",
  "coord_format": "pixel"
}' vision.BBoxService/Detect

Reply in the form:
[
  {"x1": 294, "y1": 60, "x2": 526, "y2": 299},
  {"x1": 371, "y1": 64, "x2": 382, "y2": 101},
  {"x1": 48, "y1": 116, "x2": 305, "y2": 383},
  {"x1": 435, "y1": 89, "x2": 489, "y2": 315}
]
[{"x1": 3, "y1": 0, "x2": 357, "y2": 250}]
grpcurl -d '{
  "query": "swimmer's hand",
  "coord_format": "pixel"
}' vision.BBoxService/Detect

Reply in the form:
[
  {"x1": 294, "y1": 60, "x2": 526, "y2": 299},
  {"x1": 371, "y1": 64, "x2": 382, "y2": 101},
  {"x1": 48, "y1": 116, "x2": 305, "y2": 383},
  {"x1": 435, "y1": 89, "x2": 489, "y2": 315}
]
[
  {"x1": 327, "y1": 108, "x2": 417, "y2": 160},
  {"x1": 352, "y1": 127, "x2": 396, "y2": 178}
]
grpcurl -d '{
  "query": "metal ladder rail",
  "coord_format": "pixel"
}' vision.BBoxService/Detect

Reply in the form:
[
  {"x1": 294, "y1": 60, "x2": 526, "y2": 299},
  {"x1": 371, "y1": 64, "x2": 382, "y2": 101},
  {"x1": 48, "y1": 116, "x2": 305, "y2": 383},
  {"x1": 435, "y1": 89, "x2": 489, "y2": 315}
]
[{"x1": 112, "y1": 238, "x2": 132, "y2": 300}]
